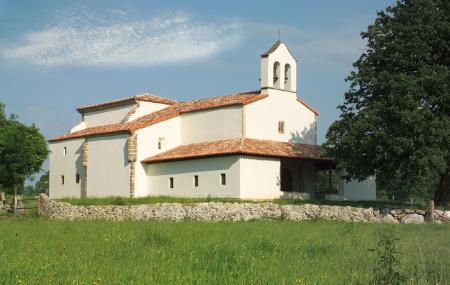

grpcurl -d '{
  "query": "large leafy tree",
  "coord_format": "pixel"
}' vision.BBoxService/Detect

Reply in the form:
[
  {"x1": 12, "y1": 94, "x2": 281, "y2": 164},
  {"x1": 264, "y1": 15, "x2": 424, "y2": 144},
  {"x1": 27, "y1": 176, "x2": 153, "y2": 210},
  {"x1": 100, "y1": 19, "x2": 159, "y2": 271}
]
[
  {"x1": 324, "y1": 0, "x2": 449, "y2": 204},
  {"x1": 0, "y1": 103, "x2": 48, "y2": 194}
]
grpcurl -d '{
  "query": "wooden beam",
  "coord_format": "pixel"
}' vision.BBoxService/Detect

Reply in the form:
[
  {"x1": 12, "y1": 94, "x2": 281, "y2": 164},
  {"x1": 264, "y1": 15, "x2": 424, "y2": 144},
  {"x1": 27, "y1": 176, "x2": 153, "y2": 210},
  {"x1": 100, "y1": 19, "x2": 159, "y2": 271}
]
[{"x1": 328, "y1": 164, "x2": 332, "y2": 192}]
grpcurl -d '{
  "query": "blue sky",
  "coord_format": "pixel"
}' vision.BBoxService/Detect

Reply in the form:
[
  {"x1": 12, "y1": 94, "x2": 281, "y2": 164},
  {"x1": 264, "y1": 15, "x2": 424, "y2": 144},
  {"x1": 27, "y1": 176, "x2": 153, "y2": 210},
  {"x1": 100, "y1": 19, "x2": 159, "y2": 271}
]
[{"x1": 0, "y1": 0, "x2": 395, "y2": 146}]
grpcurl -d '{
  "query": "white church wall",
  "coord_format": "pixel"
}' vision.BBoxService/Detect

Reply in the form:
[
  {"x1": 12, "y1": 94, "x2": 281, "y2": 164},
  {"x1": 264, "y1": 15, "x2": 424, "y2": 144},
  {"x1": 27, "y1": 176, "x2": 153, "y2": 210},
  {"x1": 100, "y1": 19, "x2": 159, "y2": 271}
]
[
  {"x1": 86, "y1": 134, "x2": 131, "y2": 197},
  {"x1": 49, "y1": 138, "x2": 85, "y2": 199},
  {"x1": 83, "y1": 103, "x2": 136, "y2": 128},
  {"x1": 245, "y1": 89, "x2": 317, "y2": 144},
  {"x1": 146, "y1": 156, "x2": 240, "y2": 198},
  {"x1": 333, "y1": 170, "x2": 377, "y2": 201},
  {"x1": 134, "y1": 117, "x2": 181, "y2": 197},
  {"x1": 180, "y1": 106, "x2": 243, "y2": 144},
  {"x1": 70, "y1": 121, "x2": 86, "y2": 132},
  {"x1": 127, "y1": 101, "x2": 169, "y2": 121},
  {"x1": 239, "y1": 156, "x2": 281, "y2": 199}
]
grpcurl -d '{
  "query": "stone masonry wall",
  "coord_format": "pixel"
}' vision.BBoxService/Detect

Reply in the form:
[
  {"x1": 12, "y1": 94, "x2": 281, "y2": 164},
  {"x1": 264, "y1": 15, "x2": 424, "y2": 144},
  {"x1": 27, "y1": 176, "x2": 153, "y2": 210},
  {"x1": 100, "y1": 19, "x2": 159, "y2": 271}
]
[{"x1": 38, "y1": 195, "x2": 450, "y2": 223}]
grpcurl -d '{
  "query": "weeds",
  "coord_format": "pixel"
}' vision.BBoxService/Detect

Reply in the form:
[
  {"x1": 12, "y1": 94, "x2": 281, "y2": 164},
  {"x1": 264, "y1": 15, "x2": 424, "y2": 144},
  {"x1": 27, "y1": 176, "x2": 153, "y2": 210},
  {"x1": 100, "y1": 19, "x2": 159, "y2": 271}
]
[{"x1": 370, "y1": 235, "x2": 405, "y2": 285}]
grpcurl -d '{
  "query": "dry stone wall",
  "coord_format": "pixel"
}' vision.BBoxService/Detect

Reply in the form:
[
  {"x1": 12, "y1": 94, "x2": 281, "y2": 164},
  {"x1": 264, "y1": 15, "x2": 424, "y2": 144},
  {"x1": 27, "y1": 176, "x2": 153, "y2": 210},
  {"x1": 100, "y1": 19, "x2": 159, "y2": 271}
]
[{"x1": 38, "y1": 195, "x2": 450, "y2": 223}]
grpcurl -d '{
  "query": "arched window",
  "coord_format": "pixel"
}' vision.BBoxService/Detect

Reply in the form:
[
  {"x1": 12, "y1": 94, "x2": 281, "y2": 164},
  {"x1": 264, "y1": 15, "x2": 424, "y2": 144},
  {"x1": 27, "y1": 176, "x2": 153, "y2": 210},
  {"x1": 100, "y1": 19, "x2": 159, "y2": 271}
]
[
  {"x1": 284, "y1": 64, "x2": 291, "y2": 90},
  {"x1": 273, "y1": 62, "x2": 280, "y2": 88},
  {"x1": 281, "y1": 168, "x2": 293, "y2": 192}
]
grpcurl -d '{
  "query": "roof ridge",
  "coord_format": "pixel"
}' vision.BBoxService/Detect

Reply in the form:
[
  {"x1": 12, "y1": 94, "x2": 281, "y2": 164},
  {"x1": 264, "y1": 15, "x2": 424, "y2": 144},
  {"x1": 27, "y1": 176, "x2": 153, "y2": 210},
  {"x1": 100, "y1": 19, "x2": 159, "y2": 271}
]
[
  {"x1": 76, "y1": 92, "x2": 178, "y2": 113},
  {"x1": 141, "y1": 137, "x2": 332, "y2": 163},
  {"x1": 49, "y1": 91, "x2": 267, "y2": 142},
  {"x1": 182, "y1": 90, "x2": 261, "y2": 104}
]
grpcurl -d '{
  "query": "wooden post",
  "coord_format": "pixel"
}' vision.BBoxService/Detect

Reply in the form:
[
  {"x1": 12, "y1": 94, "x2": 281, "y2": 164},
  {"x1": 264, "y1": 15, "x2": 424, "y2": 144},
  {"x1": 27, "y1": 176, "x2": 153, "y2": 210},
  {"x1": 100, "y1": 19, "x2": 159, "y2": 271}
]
[
  {"x1": 328, "y1": 164, "x2": 332, "y2": 192},
  {"x1": 430, "y1": 200, "x2": 435, "y2": 222},
  {"x1": 0, "y1": 192, "x2": 5, "y2": 204},
  {"x1": 13, "y1": 185, "x2": 17, "y2": 215}
]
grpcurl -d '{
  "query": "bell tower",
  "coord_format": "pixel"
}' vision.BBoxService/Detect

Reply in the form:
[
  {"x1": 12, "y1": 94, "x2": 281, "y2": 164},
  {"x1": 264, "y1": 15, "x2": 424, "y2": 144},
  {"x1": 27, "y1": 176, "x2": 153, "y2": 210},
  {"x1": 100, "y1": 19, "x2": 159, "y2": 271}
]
[{"x1": 260, "y1": 41, "x2": 297, "y2": 93}]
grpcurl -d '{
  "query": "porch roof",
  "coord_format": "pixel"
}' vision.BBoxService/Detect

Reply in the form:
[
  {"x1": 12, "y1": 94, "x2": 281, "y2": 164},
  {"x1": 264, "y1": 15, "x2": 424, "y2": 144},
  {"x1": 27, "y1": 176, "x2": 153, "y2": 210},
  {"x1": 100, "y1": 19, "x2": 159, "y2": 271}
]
[{"x1": 142, "y1": 138, "x2": 334, "y2": 163}]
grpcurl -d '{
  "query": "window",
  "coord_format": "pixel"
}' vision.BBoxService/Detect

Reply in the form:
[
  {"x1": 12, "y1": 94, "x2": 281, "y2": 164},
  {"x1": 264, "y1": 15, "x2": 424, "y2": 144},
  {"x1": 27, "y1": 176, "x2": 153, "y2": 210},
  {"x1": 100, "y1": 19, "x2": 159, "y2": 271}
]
[
  {"x1": 63, "y1": 147, "x2": 67, "y2": 156},
  {"x1": 273, "y1": 62, "x2": 280, "y2": 88},
  {"x1": 158, "y1": 138, "x2": 165, "y2": 150},
  {"x1": 61, "y1": 175, "x2": 65, "y2": 185},
  {"x1": 193, "y1": 175, "x2": 199, "y2": 187},
  {"x1": 169, "y1": 177, "x2": 174, "y2": 189},
  {"x1": 278, "y1": 121, "x2": 285, "y2": 134},
  {"x1": 284, "y1": 64, "x2": 291, "y2": 90},
  {"x1": 76, "y1": 174, "x2": 80, "y2": 184},
  {"x1": 221, "y1": 173, "x2": 226, "y2": 186}
]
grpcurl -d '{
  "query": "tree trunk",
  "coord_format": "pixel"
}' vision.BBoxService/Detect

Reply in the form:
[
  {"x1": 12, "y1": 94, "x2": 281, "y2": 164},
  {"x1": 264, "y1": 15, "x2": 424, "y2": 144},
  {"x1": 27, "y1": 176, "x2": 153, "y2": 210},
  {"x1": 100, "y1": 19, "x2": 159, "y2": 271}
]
[{"x1": 433, "y1": 172, "x2": 450, "y2": 206}]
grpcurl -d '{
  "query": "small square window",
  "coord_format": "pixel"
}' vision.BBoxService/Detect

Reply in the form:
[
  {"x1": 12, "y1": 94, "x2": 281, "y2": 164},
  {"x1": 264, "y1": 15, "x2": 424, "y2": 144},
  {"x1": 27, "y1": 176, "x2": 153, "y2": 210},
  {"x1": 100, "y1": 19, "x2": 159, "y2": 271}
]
[
  {"x1": 278, "y1": 121, "x2": 285, "y2": 134},
  {"x1": 169, "y1": 177, "x2": 174, "y2": 189},
  {"x1": 63, "y1": 147, "x2": 67, "y2": 156},
  {"x1": 61, "y1": 175, "x2": 65, "y2": 185},
  {"x1": 158, "y1": 138, "x2": 165, "y2": 150},
  {"x1": 76, "y1": 174, "x2": 80, "y2": 184},
  {"x1": 193, "y1": 175, "x2": 199, "y2": 187},
  {"x1": 221, "y1": 173, "x2": 226, "y2": 186}
]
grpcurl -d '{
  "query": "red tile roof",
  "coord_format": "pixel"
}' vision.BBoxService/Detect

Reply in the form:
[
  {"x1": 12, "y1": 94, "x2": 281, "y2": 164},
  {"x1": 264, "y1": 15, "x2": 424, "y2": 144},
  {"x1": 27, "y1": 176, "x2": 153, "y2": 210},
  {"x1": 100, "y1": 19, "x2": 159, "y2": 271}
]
[
  {"x1": 76, "y1": 93, "x2": 178, "y2": 113},
  {"x1": 49, "y1": 91, "x2": 267, "y2": 142},
  {"x1": 260, "y1": 40, "x2": 297, "y2": 62},
  {"x1": 142, "y1": 138, "x2": 332, "y2": 163}
]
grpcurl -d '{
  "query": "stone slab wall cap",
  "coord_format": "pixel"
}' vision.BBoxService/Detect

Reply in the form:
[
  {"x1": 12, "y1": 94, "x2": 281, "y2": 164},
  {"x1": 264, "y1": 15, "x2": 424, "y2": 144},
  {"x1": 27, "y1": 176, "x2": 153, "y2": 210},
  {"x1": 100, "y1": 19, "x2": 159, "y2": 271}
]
[{"x1": 35, "y1": 198, "x2": 449, "y2": 224}]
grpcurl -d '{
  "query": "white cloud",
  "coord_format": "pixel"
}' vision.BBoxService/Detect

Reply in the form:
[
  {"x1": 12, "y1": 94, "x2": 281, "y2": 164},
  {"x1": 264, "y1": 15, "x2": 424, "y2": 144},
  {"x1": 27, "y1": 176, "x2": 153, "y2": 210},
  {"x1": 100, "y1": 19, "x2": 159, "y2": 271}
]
[{"x1": 1, "y1": 10, "x2": 241, "y2": 67}]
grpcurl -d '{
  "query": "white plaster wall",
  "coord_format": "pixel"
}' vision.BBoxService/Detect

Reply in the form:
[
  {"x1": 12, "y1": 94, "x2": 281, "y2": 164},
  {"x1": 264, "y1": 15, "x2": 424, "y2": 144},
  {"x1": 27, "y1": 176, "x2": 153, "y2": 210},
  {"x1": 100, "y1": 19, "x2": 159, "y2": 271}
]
[
  {"x1": 70, "y1": 121, "x2": 86, "y2": 132},
  {"x1": 146, "y1": 156, "x2": 240, "y2": 198},
  {"x1": 180, "y1": 106, "x2": 243, "y2": 144},
  {"x1": 127, "y1": 101, "x2": 169, "y2": 121},
  {"x1": 134, "y1": 117, "x2": 181, "y2": 197},
  {"x1": 83, "y1": 103, "x2": 136, "y2": 128},
  {"x1": 239, "y1": 156, "x2": 281, "y2": 199},
  {"x1": 245, "y1": 90, "x2": 317, "y2": 144},
  {"x1": 48, "y1": 139, "x2": 85, "y2": 199},
  {"x1": 337, "y1": 170, "x2": 377, "y2": 201},
  {"x1": 261, "y1": 43, "x2": 297, "y2": 92},
  {"x1": 86, "y1": 134, "x2": 130, "y2": 197}
]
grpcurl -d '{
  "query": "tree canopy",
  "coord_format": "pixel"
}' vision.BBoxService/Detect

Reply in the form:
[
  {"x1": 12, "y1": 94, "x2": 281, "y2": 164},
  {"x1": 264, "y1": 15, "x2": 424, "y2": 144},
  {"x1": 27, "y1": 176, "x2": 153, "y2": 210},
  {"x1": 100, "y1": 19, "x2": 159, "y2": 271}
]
[
  {"x1": 324, "y1": 0, "x2": 449, "y2": 204},
  {"x1": 0, "y1": 102, "x2": 48, "y2": 194}
]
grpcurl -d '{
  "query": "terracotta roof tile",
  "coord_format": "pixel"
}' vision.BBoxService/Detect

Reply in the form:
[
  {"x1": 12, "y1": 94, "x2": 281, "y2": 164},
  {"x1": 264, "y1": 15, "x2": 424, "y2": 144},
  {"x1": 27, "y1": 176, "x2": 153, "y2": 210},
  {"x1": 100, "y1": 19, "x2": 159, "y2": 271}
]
[
  {"x1": 142, "y1": 138, "x2": 332, "y2": 163},
  {"x1": 49, "y1": 91, "x2": 266, "y2": 142},
  {"x1": 76, "y1": 93, "x2": 178, "y2": 113}
]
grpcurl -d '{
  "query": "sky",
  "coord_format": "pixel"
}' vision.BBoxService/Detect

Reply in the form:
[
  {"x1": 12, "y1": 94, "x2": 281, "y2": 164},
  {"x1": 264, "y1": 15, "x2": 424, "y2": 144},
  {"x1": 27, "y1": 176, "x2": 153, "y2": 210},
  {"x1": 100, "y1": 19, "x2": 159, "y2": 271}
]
[{"x1": 0, "y1": 0, "x2": 396, "y2": 147}]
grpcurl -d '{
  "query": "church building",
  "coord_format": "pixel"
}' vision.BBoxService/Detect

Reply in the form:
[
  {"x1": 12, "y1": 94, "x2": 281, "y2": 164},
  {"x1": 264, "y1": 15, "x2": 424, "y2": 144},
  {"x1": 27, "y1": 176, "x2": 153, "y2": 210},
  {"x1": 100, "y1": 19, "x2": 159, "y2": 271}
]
[{"x1": 48, "y1": 41, "x2": 375, "y2": 200}]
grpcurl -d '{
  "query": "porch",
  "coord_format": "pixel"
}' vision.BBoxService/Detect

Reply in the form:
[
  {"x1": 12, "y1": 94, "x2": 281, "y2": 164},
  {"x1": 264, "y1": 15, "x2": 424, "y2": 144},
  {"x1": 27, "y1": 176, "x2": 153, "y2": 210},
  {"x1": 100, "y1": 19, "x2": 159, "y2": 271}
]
[{"x1": 279, "y1": 157, "x2": 335, "y2": 200}]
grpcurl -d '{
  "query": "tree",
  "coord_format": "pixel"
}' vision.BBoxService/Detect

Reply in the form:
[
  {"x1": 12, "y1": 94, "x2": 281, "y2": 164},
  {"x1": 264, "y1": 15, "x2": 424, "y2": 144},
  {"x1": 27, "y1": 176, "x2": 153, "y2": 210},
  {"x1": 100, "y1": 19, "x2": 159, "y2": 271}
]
[
  {"x1": 34, "y1": 171, "x2": 49, "y2": 194},
  {"x1": 0, "y1": 102, "x2": 49, "y2": 194},
  {"x1": 324, "y1": 0, "x2": 449, "y2": 204}
]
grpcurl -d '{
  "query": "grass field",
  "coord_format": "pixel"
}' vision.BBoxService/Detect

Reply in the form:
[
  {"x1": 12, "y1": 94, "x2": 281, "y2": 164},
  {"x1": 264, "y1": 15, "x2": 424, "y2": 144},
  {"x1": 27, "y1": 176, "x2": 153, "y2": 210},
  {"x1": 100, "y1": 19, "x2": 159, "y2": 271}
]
[{"x1": 1, "y1": 218, "x2": 449, "y2": 284}]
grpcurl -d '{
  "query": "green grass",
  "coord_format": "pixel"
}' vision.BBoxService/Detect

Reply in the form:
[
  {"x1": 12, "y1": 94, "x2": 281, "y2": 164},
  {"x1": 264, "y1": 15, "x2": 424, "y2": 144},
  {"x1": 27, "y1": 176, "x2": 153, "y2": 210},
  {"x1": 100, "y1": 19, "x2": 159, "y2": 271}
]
[
  {"x1": 58, "y1": 196, "x2": 245, "y2": 206},
  {"x1": 58, "y1": 195, "x2": 435, "y2": 210},
  {"x1": 1, "y1": 218, "x2": 449, "y2": 284}
]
